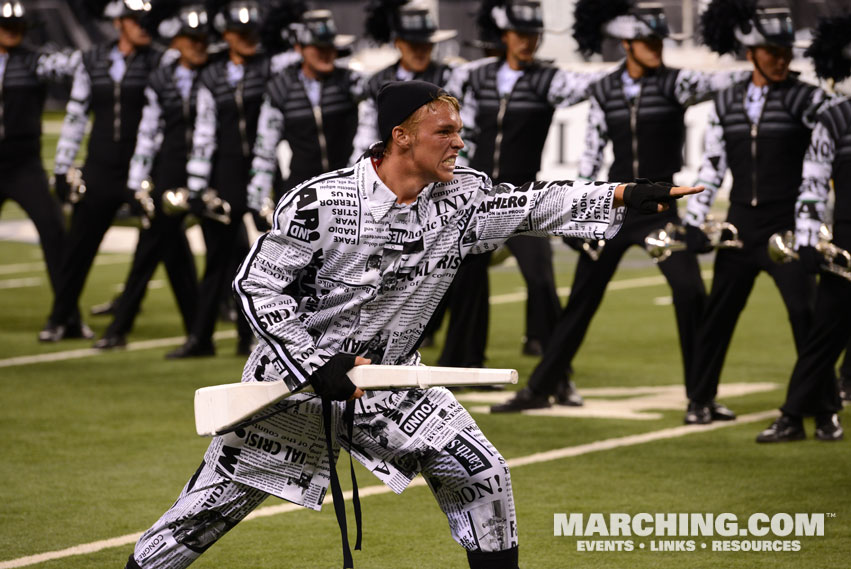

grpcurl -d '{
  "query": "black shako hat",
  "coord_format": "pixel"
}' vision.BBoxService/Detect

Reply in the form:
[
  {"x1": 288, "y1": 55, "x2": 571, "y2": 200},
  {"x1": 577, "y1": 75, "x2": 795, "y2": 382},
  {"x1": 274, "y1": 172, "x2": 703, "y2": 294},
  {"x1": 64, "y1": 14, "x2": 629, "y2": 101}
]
[{"x1": 377, "y1": 80, "x2": 446, "y2": 143}]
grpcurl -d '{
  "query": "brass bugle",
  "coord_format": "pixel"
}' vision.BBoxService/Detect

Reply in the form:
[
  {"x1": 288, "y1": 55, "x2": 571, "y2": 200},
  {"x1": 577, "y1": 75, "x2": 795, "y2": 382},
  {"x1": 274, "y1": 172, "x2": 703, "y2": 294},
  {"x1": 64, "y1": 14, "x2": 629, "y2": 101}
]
[
  {"x1": 644, "y1": 216, "x2": 744, "y2": 263},
  {"x1": 768, "y1": 228, "x2": 851, "y2": 282},
  {"x1": 162, "y1": 187, "x2": 232, "y2": 225}
]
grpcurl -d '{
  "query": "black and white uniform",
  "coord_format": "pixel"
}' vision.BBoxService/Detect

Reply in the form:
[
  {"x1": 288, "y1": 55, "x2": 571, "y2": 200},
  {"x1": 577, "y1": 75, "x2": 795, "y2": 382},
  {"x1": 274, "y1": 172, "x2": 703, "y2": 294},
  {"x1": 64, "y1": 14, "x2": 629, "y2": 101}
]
[
  {"x1": 348, "y1": 60, "x2": 453, "y2": 163},
  {"x1": 436, "y1": 57, "x2": 603, "y2": 365},
  {"x1": 128, "y1": 156, "x2": 625, "y2": 569},
  {"x1": 103, "y1": 61, "x2": 202, "y2": 339},
  {"x1": 246, "y1": 60, "x2": 364, "y2": 211},
  {"x1": 778, "y1": 96, "x2": 850, "y2": 417},
  {"x1": 49, "y1": 42, "x2": 165, "y2": 328},
  {"x1": 527, "y1": 66, "x2": 743, "y2": 395},
  {"x1": 685, "y1": 77, "x2": 827, "y2": 404},
  {"x1": 184, "y1": 52, "x2": 292, "y2": 349},
  {"x1": 0, "y1": 46, "x2": 78, "y2": 301}
]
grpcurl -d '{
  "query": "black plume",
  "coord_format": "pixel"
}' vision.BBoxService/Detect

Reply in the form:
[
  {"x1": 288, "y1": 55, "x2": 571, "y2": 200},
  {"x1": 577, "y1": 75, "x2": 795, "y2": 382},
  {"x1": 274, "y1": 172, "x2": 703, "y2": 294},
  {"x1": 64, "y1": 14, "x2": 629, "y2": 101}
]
[
  {"x1": 572, "y1": 0, "x2": 632, "y2": 57},
  {"x1": 699, "y1": 0, "x2": 756, "y2": 55},
  {"x1": 364, "y1": 0, "x2": 407, "y2": 45},
  {"x1": 260, "y1": 0, "x2": 308, "y2": 53},
  {"x1": 139, "y1": 0, "x2": 181, "y2": 36},
  {"x1": 476, "y1": 0, "x2": 505, "y2": 45},
  {"x1": 81, "y1": 0, "x2": 113, "y2": 17},
  {"x1": 805, "y1": 14, "x2": 851, "y2": 82}
]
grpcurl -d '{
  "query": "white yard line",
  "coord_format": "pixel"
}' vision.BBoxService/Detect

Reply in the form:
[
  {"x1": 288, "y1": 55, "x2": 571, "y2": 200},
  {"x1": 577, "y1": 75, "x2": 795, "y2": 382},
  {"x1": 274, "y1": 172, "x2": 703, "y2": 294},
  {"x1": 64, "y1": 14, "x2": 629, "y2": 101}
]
[
  {"x1": 0, "y1": 256, "x2": 130, "y2": 276},
  {"x1": 0, "y1": 277, "x2": 42, "y2": 289},
  {"x1": 0, "y1": 410, "x2": 777, "y2": 569},
  {"x1": 0, "y1": 271, "x2": 711, "y2": 369}
]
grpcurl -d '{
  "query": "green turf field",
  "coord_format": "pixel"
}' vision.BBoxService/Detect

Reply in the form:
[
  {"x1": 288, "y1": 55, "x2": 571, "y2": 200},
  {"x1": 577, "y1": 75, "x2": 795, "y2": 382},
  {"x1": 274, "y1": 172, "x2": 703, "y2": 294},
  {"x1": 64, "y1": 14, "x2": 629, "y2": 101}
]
[{"x1": 0, "y1": 125, "x2": 848, "y2": 569}]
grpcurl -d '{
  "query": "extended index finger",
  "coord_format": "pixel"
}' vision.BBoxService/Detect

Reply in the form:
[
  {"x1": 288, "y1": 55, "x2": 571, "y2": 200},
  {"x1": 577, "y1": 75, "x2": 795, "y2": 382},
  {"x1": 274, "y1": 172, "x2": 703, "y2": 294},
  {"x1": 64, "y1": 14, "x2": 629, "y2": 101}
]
[{"x1": 669, "y1": 185, "x2": 705, "y2": 197}]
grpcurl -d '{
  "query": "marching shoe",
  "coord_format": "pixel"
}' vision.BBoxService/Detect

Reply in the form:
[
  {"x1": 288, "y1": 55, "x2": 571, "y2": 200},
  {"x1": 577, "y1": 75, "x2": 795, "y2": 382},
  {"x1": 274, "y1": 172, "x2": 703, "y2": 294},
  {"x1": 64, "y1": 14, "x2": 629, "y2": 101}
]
[
  {"x1": 63, "y1": 321, "x2": 95, "y2": 340},
  {"x1": 709, "y1": 401, "x2": 736, "y2": 421},
  {"x1": 490, "y1": 387, "x2": 551, "y2": 413},
  {"x1": 93, "y1": 334, "x2": 127, "y2": 350},
  {"x1": 38, "y1": 322, "x2": 65, "y2": 342},
  {"x1": 815, "y1": 414, "x2": 844, "y2": 442},
  {"x1": 756, "y1": 415, "x2": 806, "y2": 443},
  {"x1": 554, "y1": 378, "x2": 584, "y2": 406},
  {"x1": 166, "y1": 336, "x2": 215, "y2": 359},
  {"x1": 684, "y1": 401, "x2": 711, "y2": 425},
  {"x1": 90, "y1": 297, "x2": 118, "y2": 316},
  {"x1": 522, "y1": 338, "x2": 544, "y2": 356},
  {"x1": 839, "y1": 376, "x2": 851, "y2": 402}
]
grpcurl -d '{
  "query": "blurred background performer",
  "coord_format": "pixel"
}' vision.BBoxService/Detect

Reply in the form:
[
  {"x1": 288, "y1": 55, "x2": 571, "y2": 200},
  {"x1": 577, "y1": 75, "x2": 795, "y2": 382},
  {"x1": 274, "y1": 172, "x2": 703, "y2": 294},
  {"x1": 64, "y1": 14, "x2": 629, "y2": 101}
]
[
  {"x1": 246, "y1": 6, "x2": 362, "y2": 218},
  {"x1": 437, "y1": 0, "x2": 602, "y2": 368},
  {"x1": 348, "y1": 0, "x2": 457, "y2": 163},
  {"x1": 494, "y1": 0, "x2": 742, "y2": 412},
  {"x1": 93, "y1": 1, "x2": 210, "y2": 350},
  {"x1": 41, "y1": 0, "x2": 166, "y2": 343},
  {"x1": 166, "y1": 0, "x2": 296, "y2": 358},
  {"x1": 683, "y1": 0, "x2": 827, "y2": 424},
  {"x1": 840, "y1": 340, "x2": 851, "y2": 401},
  {"x1": 756, "y1": 13, "x2": 851, "y2": 443},
  {"x1": 0, "y1": 0, "x2": 80, "y2": 326}
]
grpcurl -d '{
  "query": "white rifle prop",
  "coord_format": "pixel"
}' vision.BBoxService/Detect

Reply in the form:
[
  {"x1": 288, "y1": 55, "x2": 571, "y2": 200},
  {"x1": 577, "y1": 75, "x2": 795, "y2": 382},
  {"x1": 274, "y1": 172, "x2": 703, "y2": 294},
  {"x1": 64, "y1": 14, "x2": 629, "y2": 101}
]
[{"x1": 195, "y1": 365, "x2": 518, "y2": 436}]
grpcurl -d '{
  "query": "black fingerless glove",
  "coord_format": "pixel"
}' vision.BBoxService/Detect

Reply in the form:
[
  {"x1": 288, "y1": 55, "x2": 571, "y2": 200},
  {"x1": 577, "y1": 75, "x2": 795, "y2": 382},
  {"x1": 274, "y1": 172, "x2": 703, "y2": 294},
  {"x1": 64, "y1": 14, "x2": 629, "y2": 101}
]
[
  {"x1": 309, "y1": 353, "x2": 358, "y2": 401},
  {"x1": 622, "y1": 179, "x2": 676, "y2": 214},
  {"x1": 251, "y1": 210, "x2": 271, "y2": 233},
  {"x1": 685, "y1": 224, "x2": 713, "y2": 254},
  {"x1": 797, "y1": 245, "x2": 821, "y2": 275}
]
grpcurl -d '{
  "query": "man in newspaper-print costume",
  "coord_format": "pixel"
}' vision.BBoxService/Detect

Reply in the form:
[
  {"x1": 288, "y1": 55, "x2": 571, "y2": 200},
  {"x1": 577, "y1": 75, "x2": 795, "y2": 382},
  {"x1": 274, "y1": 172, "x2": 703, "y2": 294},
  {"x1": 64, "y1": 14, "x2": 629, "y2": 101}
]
[{"x1": 125, "y1": 81, "x2": 701, "y2": 569}]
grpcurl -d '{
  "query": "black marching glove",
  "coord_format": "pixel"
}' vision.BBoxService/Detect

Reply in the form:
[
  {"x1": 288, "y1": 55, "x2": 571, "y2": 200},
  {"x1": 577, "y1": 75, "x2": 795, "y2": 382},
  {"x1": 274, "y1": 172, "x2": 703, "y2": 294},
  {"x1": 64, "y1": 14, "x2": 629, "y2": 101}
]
[
  {"x1": 188, "y1": 195, "x2": 206, "y2": 218},
  {"x1": 125, "y1": 189, "x2": 147, "y2": 218},
  {"x1": 54, "y1": 174, "x2": 71, "y2": 204},
  {"x1": 251, "y1": 210, "x2": 271, "y2": 232},
  {"x1": 685, "y1": 224, "x2": 713, "y2": 254},
  {"x1": 622, "y1": 179, "x2": 676, "y2": 214},
  {"x1": 309, "y1": 353, "x2": 358, "y2": 401},
  {"x1": 797, "y1": 246, "x2": 822, "y2": 275}
]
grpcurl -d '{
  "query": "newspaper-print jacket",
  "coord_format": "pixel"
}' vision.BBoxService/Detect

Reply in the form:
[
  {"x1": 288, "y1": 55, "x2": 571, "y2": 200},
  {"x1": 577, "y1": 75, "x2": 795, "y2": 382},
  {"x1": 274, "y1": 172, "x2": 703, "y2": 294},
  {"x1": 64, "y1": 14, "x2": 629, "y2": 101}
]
[{"x1": 219, "y1": 157, "x2": 622, "y2": 507}]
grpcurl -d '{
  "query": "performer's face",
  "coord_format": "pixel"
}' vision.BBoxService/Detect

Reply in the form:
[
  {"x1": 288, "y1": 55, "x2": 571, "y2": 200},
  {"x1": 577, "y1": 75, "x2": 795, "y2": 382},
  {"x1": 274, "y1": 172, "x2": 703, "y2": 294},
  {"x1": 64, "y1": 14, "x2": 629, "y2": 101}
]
[
  {"x1": 749, "y1": 45, "x2": 792, "y2": 83},
  {"x1": 502, "y1": 30, "x2": 539, "y2": 66},
  {"x1": 117, "y1": 17, "x2": 152, "y2": 47},
  {"x1": 405, "y1": 101, "x2": 464, "y2": 184},
  {"x1": 173, "y1": 34, "x2": 208, "y2": 68},
  {"x1": 395, "y1": 38, "x2": 433, "y2": 74},
  {"x1": 0, "y1": 23, "x2": 24, "y2": 49},
  {"x1": 223, "y1": 29, "x2": 259, "y2": 58},
  {"x1": 298, "y1": 44, "x2": 337, "y2": 78},
  {"x1": 627, "y1": 37, "x2": 663, "y2": 68}
]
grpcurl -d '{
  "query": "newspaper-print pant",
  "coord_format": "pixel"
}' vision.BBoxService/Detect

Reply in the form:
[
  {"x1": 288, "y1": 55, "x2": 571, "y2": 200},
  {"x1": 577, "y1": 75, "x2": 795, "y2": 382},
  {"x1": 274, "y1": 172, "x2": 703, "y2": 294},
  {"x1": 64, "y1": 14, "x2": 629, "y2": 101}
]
[{"x1": 131, "y1": 395, "x2": 516, "y2": 568}]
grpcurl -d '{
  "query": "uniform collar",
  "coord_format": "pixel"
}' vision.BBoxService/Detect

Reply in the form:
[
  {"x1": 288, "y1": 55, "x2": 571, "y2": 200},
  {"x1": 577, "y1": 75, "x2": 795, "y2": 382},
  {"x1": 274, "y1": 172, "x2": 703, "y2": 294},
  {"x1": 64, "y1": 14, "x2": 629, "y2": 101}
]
[{"x1": 355, "y1": 155, "x2": 435, "y2": 223}]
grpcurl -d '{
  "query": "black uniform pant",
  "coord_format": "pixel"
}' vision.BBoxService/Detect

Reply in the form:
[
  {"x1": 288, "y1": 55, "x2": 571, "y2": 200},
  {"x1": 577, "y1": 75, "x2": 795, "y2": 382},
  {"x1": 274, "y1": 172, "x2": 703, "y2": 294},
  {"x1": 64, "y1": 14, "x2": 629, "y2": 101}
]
[
  {"x1": 688, "y1": 202, "x2": 816, "y2": 404},
  {"x1": 188, "y1": 215, "x2": 251, "y2": 344},
  {"x1": 48, "y1": 164, "x2": 128, "y2": 327},
  {"x1": 436, "y1": 235, "x2": 560, "y2": 367},
  {"x1": 780, "y1": 222, "x2": 850, "y2": 417},
  {"x1": 840, "y1": 336, "x2": 851, "y2": 380},
  {"x1": 0, "y1": 155, "x2": 66, "y2": 295},
  {"x1": 105, "y1": 207, "x2": 198, "y2": 337},
  {"x1": 528, "y1": 207, "x2": 706, "y2": 395}
]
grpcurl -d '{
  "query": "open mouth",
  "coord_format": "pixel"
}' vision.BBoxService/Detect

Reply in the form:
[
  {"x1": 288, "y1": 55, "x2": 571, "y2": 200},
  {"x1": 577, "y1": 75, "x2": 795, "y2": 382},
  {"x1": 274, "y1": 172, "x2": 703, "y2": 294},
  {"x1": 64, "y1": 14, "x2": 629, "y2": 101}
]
[{"x1": 442, "y1": 156, "x2": 457, "y2": 168}]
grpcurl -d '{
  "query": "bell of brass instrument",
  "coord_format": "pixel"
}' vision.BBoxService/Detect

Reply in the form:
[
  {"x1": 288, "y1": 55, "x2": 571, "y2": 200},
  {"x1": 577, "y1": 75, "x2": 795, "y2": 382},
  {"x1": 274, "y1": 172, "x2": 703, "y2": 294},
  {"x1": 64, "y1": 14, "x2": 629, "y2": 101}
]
[
  {"x1": 644, "y1": 222, "x2": 687, "y2": 263},
  {"x1": 66, "y1": 167, "x2": 87, "y2": 204},
  {"x1": 162, "y1": 187, "x2": 232, "y2": 225},
  {"x1": 644, "y1": 215, "x2": 744, "y2": 263},
  {"x1": 581, "y1": 239, "x2": 606, "y2": 261},
  {"x1": 768, "y1": 226, "x2": 851, "y2": 282}
]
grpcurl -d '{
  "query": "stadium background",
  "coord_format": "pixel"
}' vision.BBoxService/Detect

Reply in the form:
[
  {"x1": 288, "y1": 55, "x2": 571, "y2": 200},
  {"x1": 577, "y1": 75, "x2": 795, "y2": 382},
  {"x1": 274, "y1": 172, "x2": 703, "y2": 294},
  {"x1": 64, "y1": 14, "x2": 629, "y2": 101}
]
[{"x1": 1, "y1": 1, "x2": 850, "y2": 568}]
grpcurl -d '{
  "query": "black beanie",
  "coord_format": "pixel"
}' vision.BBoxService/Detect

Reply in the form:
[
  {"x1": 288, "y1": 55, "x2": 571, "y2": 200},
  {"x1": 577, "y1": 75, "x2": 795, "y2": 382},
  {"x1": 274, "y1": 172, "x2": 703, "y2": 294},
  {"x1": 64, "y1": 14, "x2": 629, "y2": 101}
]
[{"x1": 377, "y1": 80, "x2": 447, "y2": 143}]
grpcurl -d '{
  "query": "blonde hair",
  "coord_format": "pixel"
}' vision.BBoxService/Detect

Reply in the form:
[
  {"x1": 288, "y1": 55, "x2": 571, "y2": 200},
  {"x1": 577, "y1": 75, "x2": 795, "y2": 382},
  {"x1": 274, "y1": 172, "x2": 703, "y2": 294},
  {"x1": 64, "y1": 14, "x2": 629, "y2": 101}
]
[{"x1": 384, "y1": 94, "x2": 461, "y2": 155}]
